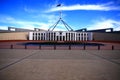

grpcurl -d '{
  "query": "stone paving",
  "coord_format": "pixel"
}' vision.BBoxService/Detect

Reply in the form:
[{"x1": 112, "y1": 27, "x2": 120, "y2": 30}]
[{"x1": 0, "y1": 49, "x2": 120, "y2": 80}]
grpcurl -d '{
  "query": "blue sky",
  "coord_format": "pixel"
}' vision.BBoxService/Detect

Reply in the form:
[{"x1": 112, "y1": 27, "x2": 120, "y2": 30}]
[{"x1": 0, "y1": 0, "x2": 120, "y2": 31}]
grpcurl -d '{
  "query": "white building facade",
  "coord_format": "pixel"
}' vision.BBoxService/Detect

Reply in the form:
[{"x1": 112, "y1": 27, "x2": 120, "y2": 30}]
[{"x1": 29, "y1": 31, "x2": 93, "y2": 41}]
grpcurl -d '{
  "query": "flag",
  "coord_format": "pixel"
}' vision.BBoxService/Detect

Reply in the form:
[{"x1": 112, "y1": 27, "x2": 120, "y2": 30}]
[{"x1": 56, "y1": 4, "x2": 61, "y2": 7}]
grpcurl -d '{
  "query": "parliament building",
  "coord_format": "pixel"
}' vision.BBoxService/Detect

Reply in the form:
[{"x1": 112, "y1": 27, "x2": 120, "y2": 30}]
[{"x1": 29, "y1": 31, "x2": 92, "y2": 41}]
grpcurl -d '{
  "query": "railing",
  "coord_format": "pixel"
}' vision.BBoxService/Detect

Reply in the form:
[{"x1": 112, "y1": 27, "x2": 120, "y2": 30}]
[{"x1": 0, "y1": 44, "x2": 120, "y2": 50}]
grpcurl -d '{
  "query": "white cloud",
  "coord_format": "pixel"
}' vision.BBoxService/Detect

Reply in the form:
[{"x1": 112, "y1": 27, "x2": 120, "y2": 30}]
[
  {"x1": 24, "y1": 6, "x2": 39, "y2": 13},
  {"x1": 47, "y1": 2, "x2": 120, "y2": 12},
  {"x1": 87, "y1": 19, "x2": 120, "y2": 31},
  {"x1": 0, "y1": 26, "x2": 8, "y2": 30},
  {"x1": 41, "y1": 14, "x2": 59, "y2": 23},
  {"x1": 0, "y1": 14, "x2": 67, "y2": 31}
]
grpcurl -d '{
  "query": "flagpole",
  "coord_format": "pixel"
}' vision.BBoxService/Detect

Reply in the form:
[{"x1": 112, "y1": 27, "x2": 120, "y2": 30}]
[
  {"x1": 60, "y1": 10, "x2": 62, "y2": 19},
  {"x1": 56, "y1": 4, "x2": 62, "y2": 19},
  {"x1": 48, "y1": 3, "x2": 73, "y2": 31}
]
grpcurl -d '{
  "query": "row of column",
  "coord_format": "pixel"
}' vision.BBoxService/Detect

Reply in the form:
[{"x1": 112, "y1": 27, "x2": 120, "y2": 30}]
[
  {"x1": 45, "y1": 32, "x2": 77, "y2": 41},
  {"x1": 32, "y1": 32, "x2": 46, "y2": 40},
  {"x1": 29, "y1": 32, "x2": 92, "y2": 41},
  {"x1": 76, "y1": 33, "x2": 88, "y2": 41}
]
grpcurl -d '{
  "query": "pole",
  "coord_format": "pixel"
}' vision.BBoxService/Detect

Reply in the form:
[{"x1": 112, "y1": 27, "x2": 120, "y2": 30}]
[
  {"x1": 69, "y1": 45, "x2": 71, "y2": 50},
  {"x1": 112, "y1": 45, "x2": 114, "y2": 50},
  {"x1": 25, "y1": 44, "x2": 27, "y2": 49},
  {"x1": 39, "y1": 45, "x2": 41, "y2": 50},
  {"x1": 11, "y1": 44, "x2": 13, "y2": 49},
  {"x1": 54, "y1": 45, "x2": 56, "y2": 50},
  {"x1": 83, "y1": 43, "x2": 86, "y2": 50},
  {"x1": 98, "y1": 45, "x2": 100, "y2": 50}
]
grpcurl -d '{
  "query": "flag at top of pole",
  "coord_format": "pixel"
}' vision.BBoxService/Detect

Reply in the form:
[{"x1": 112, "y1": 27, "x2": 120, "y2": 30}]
[
  {"x1": 56, "y1": 4, "x2": 61, "y2": 7},
  {"x1": 56, "y1": 4, "x2": 62, "y2": 19}
]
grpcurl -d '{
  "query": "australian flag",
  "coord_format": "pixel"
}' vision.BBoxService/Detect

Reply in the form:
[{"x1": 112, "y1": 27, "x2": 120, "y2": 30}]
[{"x1": 56, "y1": 4, "x2": 61, "y2": 7}]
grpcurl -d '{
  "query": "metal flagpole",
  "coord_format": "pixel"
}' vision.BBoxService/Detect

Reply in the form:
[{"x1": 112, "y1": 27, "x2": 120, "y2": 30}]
[{"x1": 48, "y1": 4, "x2": 74, "y2": 31}]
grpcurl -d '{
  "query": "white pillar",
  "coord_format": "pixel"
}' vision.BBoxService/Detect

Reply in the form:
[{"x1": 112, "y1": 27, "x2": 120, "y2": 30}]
[
  {"x1": 49, "y1": 32, "x2": 50, "y2": 41},
  {"x1": 58, "y1": 36, "x2": 60, "y2": 41},
  {"x1": 70, "y1": 33, "x2": 71, "y2": 41},
  {"x1": 55, "y1": 33, "x2": 56, "y2": 41},
  {"x1": 38, "y1": 32, "x2": 40, "y2": 40},
  {"x1": 71, "y1": 33, "x2": 72, "y2": 41},
  {"x1": 46, "y1": 32, "x2": 48, "y2": 40},
  {"x1": 44, "y1": 32, "x2": 46, "y2": 40},
  {"x1": 80, "y1": 33, "x2": 81, "y2": 41},
  {"x1": 49, "y1": 32, "x2": 51, "y2": 41},
  {"x1": 74, "y1": 33, "x2": 76, "y2": 41},
  {"x1": 33, "y1": 32, "x2": 34, "y2": 40},
  {"x1": 36, "y1": 32, "x2": 37, "y2": 40},
  {"x1": 86, "y1": 33, "x2": 88, "y2": 41},
  {"x1": 67, "y1": 33, "x2": 69, "y2": 41},
  {"x1": 76, "y1": 33, "x2": 78, "y2": 41},
  {"x1": 90, "y1": 32, "x2": 93, "y2": 41},
  {"x1": 83, "y1": 32, "x2": 85, "y2": 41},
  {"x1": 29, "y1": 32, "x2": 33, "y2": 40},
  {"x1": 53, "y1": 32, "x2": 54, "y2": 41},
  {"x1": 68, "y1": 33, "x2": 69, "y2": 41},
  {"x1": 73, "y1": 32, "x2": 75, "y2": 41},
  {"x1": 65, "y1": 32, "x2": 66, "y2": 41},
  {"x1": 39, "y1": 33, "x2": 41, "y2": 40},
  {"x1": 47, "y1": 32, "x2": 49, "y2": 41},
  {"x1": 34, "y1": 32, "x2": 36, "y2": 40},
  {"x1": 48, "y1": 32, "x2": 50, "y2": 40},
  {"x1": 43, "y1": 33, "x2": 45, "y2": 40},
  {"x1": 35, "y1": 33, "x2": 37, "y2": 40}
]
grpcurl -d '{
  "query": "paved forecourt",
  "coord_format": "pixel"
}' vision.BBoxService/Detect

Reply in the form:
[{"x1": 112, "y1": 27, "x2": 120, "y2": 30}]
[{"x1": 0, "y1": 49, "x2": 120, "y2": 80}]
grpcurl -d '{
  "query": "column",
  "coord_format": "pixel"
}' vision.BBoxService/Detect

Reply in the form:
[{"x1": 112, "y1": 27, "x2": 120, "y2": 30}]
[
  {"x1": 86, "y1": 33, "x2": 87, "y2": 41},
  {"x1": 80, "y1": 33, "x2": 81, "y2": 41},
  {"x1": 55, "y1": 33, "x2": 56, "y2": 41},
  {"x1": 48, "y1": 32, "x2": 50, "y2": 40},
  {"x1": 36, "y1": 33, "x2": 38, "y2": 40},
  {"x1": 45, "y1": 32, "x2": 46, "y2": 40},
  {"x1": 61, "y1": 36, "x2": 63, "y2": 41},
  {"x1": 67, "y1": 33, "x2": 69, "y2": 41},
  {"x1": 34, "y1": 32, "x2": 36, "y2": 40},
  {"x1": 83, "y1": 32, "x2": 85, "y2": 41},
  {"x1": 49, "y1": 32, "x2": 50, "y2": 41},
  {"x1": 73, "y1": 32, "x2": 75, "y2": 41},
  {"x1": 39, "y1": 33, "x2": 40, "y2": 40},
  {"x1": 65, "y1": 32, "x2": 66, "y2": 41},
  {"x1": 71, "y1": 33, "x2": 72, "y2": 41},
  {"x1": 68, "y1": 33, "x2": 69, "y2": 41},
  {"x1": 58, "y1": 36, "x2": 60, "y2": 41},
  {"x1": 46, "y1": 32, "x2": 48, "y2": 40},
  {"x1": 90, "y1": 32, "x2": 93, "y2": 41},
  {"x1": 47, "y1": 32, "x2": 49, "y2": 41},
  {"x1": 74, "y1": 32, "x2": 76, "y2": 41},
  {"x1": 43, "y1": 33, "x2": 44, "y2": 40},
  {"x1": 33, "y1": 32, "x2": 35, "y2": 40},
  {"x1": 70, "y1": 33, "x2": 71, "y2": 41},
  {"x1": 76, "y1": 33, "x2": 78, "y2": 41},
  {"x1": 48, "y1": 32, "x2": 50, "y2": 41},
  {"x1": 29, "y1": 32, "x2": 33, "y2": 40},
  {"x1": 53, "y1": 32, "x2": 54, "y2": 41},
  {"x1": 38, "y1": 32, "x2": 40, "y2": 40}
]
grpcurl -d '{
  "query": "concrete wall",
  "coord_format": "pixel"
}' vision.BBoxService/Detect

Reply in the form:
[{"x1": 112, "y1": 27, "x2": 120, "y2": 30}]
[
  {"x1": 93, "y1": 32, "x2": 120, "y2": 41},
  {"x1": 0, "y1": 32, "x2": 28, "y2": 40}
]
